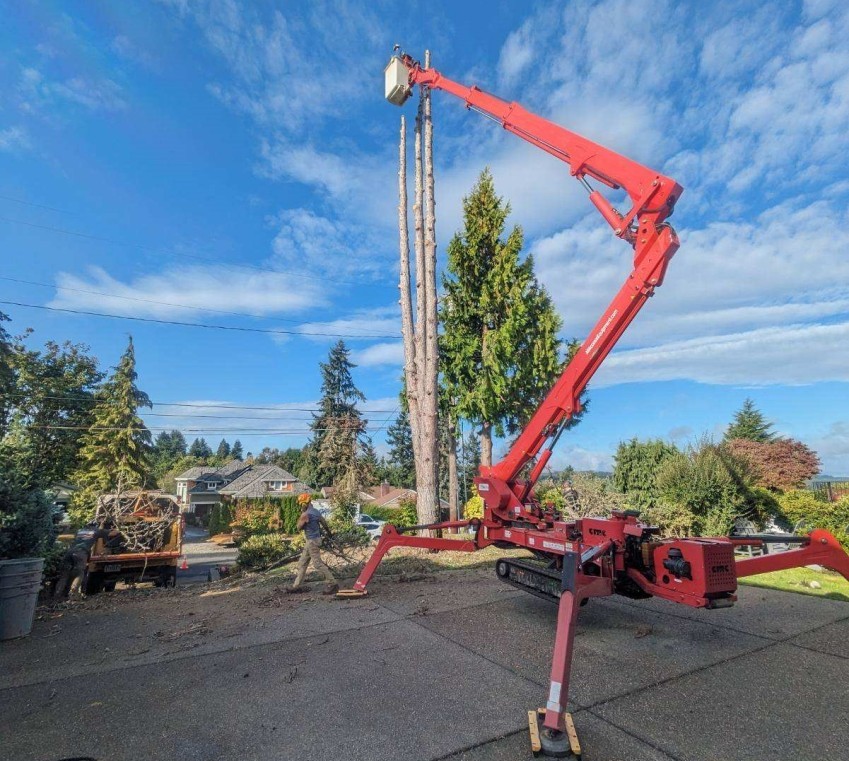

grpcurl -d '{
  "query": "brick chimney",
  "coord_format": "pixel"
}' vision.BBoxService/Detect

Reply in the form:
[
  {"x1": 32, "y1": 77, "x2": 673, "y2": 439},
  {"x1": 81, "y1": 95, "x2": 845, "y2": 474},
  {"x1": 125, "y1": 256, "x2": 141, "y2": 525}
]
[{"x1": 380, "y1": 481, "x2": 391, "y2": 497}]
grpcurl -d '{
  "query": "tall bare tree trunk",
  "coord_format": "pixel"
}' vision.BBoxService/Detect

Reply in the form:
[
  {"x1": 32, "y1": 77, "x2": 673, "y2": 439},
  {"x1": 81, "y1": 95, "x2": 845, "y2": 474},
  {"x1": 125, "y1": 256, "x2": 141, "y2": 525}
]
[
  {"x1": 480, "y1": 422, "x2": 493, "y2": 467},
  {"x1": 417, "y1": 48, "x2": 440, "y2": 528},
  {"x1": 398, "y1": 52, "x2": 440, "y2": 533},
  {"x1": 398, "y1": 116, "x2": 421, "y2": 472}
]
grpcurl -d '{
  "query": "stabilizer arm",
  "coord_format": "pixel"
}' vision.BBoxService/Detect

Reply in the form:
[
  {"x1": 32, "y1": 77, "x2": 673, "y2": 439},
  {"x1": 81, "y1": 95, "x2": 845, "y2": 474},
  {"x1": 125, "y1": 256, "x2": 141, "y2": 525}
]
[
  {"x1": 344, "y1": 523, "x2": 478, "y2": 595},
  {"x1": 735, "y1": 529, "x2": 849, "y2": 581}
]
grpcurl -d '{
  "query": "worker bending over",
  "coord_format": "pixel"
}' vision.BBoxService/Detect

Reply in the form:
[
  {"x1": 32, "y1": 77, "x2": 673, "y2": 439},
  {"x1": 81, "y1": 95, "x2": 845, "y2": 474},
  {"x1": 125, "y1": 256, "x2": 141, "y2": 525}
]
[{"x1": 287, "y1": 494, "x2": 338, "y2": 595}]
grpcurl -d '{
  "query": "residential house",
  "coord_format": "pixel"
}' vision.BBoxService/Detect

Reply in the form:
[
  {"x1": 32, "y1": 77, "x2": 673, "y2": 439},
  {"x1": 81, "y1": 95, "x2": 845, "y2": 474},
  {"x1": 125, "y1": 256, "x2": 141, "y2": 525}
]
[
  {"x1": 320, "y1": 482, "x2": 449, "y2": 513},
  {"x1": 219, "y1": 464, "x2": 311, "y2": 500},
  {"x1": 176, "y1": 460, "x2": 311, "y2": 520}
]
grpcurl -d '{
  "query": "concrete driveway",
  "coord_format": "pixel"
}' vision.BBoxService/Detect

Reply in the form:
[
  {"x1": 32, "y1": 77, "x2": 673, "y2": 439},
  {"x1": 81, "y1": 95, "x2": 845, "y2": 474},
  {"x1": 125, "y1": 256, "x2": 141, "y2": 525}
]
[
  {"x1": 0, "y1": 564, "x2": 846, "y2": 761},
  {"x1": 178, "y1": 527, "x2": 238, "y2": 586}
]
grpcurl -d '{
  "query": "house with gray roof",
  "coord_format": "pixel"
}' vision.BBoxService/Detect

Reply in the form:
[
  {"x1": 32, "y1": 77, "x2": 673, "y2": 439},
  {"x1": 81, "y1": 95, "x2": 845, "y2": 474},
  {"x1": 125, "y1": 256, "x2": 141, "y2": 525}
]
[
  {"x1": 175, "y1": 460, "x2": 310, "y2": 520},
  {"x1": 219, "y1": 464, "x2": 311, "y2": 499},
  {"x1": 174, "y1": 460, "x2": 250, "y2": 517}
]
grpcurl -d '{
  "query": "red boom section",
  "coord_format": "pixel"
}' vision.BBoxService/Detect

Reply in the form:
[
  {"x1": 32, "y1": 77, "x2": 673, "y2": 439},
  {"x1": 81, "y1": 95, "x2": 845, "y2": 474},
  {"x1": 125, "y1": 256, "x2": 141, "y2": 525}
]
[{"x1": 405, "y1": 60, "x2": 683, "y2": 518}]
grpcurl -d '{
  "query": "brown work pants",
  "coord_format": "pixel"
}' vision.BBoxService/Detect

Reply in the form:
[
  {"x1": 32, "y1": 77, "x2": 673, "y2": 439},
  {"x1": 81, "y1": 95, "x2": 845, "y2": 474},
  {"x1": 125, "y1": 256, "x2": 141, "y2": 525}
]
[{"x1": 293, "y1": 538, "x2": 335, "y2": 588}]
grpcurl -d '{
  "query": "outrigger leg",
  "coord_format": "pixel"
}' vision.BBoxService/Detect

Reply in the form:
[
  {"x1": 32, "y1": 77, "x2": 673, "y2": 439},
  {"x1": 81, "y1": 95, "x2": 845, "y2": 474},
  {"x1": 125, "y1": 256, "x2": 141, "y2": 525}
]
[{"x1": 336, "y1": 521, "x2": 477, "y2": 598}]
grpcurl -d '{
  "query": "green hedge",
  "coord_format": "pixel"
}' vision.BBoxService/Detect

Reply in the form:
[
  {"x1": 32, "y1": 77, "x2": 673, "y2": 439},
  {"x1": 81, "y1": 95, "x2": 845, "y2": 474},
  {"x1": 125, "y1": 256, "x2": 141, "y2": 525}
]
[
  {"x1": 366, "y1": 501, "x2": 418, "y2": 528},
  {"x1": 231, "y1": 495, "x2": 302, "y2": 536},
  {"x1": 777, "y1": 491, "x2": 849, "y2": 548}
]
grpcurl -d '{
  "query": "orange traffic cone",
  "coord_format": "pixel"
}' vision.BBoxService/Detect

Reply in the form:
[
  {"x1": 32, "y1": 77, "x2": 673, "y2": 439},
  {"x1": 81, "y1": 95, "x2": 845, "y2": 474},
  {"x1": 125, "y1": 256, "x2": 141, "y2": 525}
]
[{"x1": 179, "y1": 556, "x2": 189, "y2": 571}]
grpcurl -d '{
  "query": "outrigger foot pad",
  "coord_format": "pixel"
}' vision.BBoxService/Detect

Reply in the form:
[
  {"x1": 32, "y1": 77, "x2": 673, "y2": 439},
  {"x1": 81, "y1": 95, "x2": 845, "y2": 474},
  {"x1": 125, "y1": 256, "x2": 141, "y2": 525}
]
[
  {"x1": 336, "y1": 589, "x2": 367, "y2": 598},
  {"x1": 528, "y1": 709, "x2": 581, "y2": 759}
]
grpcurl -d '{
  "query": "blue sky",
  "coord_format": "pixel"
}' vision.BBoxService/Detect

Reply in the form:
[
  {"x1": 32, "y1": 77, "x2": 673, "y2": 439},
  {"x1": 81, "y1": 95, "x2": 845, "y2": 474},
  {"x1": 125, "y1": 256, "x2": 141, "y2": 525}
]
[{"x1": 1, "y1": 0, "x2": 847, "y2": 475}]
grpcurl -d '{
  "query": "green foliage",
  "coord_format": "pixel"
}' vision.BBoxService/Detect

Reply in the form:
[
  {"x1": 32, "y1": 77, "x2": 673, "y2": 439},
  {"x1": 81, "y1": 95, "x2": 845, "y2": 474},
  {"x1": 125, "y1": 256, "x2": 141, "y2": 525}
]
[
  {"x1": 230, "y1": 440, "x2": 243, "y2": 459},
  {"x1": 612, "y1": 438, "x2": 679, "y2": 512},
  {"x1": 366, "y1": 499, "x2": 418, "y2": 528},
  {"x1": 208, "y1": 502, "x2": 235, "y2": 535},
  {"x1": 0, "y1": 313, "x2": 14, "y2": 439},
  {"x1": 0, "y1": 451, "x2": 56, "y2": 558},
  {"x1": 216, "y1": 439, "x2": 231, "y2": 459},
  {"x1": 237, "y1": 533, "x2": 294, "y2": 569},
  {"x1": 151, "y1": 430, "x2": 188, "y2": 482},
  {"x1": 73, "y1": 337, "x2": 152, "y2": 515},
  {"x1": 6, "y1": 336, "x2": 103, "y2": 489},
  {"x1": 459, "y1": 427, "x2": 482, "y2": 503},
  {"x1": 439, "y1": 169, "x2": 571, "y2": 453},
  {"x1": 306, "y1": 340, "x2": 368, "y2": 489},
  {"x1": 724, "y1": 398, "x2": 775, "y2": 442},
  {"x1": 776, "y1": 491, "x2": 849, "y2": 547},
  {"x1": 231, "y1": 496, "x2": 302, "y2": 537},
  {"x1": 386, "y1": 408, "x2": 415, "y2": 487},
  {"x1": 650, "y1": 439, "x2": 759, "y2": 536},
  {"x1": 188, "y1": 437, "x2": 213, "y2": 459}
]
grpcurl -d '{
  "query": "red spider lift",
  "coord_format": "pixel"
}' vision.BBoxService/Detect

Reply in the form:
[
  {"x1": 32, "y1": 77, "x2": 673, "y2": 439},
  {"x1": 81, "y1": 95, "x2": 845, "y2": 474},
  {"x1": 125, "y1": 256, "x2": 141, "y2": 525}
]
[{"x1": 337, "y1": 51, "x2": 849, "y2": 758}]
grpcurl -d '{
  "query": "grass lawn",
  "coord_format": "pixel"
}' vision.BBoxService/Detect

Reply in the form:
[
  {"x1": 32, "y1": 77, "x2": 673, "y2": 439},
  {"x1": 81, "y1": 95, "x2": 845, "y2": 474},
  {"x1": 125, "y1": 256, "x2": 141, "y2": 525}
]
[{"x1": 740, "y1": 567, "x2": 849, "y2": 602}]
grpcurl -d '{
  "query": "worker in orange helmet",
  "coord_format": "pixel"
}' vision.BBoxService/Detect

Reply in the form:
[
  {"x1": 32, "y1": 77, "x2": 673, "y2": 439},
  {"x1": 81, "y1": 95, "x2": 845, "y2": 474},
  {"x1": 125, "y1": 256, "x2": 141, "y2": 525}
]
[{"x1": 286, "y1": 493, "x2": 338, "y2": 595}]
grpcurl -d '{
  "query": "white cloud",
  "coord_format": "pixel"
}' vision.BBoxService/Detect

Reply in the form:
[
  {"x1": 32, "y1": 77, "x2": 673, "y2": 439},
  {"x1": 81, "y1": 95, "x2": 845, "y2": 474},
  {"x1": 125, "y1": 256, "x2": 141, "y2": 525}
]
[
  {"x1": 296, "y1": 306, "x2": 400, "y2": 343},
  {"x1": 352, "y1": 341, "x2": 404, "y2": 368},
  {"x1": 809, "y1": 421, "x2": 849, "y2": 476},
  {"x1": 0, "y1": 126, "x2": 30, "y2": 152},
  {"x1": 596, "y1": 322, "x2": 849, "y2": 387},
  {"x1": 49, "y1": 265, "x2": 324, "y2": 318},
  {"x1": 269, "y1": 206, "x2": 393, "y2": 279},
  {"x1": 18, "y1": 67, "x2": 126, "y2": 112}
]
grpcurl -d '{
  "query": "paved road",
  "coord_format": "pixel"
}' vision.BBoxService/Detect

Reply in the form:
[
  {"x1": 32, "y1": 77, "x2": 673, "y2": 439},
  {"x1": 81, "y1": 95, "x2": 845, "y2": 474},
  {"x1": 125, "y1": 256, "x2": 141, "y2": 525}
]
[
  {"x1": 177, "y1": 527, "x2": 238, "y2": 585},
  {"x1": 1, "y1": 564, "x2": 847, "y2": 761}
]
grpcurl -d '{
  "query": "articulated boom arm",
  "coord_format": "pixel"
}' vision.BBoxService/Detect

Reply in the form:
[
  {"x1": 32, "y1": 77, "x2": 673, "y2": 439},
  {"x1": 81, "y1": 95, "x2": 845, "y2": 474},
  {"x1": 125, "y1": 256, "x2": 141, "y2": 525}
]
[{"x1": 396, "y1": 55, "x2": 683, "y2": 515}]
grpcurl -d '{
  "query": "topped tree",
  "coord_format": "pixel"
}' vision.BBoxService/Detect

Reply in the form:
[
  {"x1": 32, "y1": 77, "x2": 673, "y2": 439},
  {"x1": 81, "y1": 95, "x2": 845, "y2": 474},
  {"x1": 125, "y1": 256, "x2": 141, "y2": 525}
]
[{"x1": 724, "y1": 398, "x2": 775, "y2": 443}]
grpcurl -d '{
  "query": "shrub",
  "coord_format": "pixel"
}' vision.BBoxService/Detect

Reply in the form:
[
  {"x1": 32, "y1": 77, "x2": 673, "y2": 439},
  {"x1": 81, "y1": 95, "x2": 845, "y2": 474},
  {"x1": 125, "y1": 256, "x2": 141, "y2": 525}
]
[
  {"x1": 776, "y1": 490, "x2": 849, "y2": 547},
  {"x1": 649, "y1": 438, "x2": 757, "y2": 537},
  {"x1": 0, "y1": 475, "x2": 56, "y2": 559},
  {"x1": 463, "y1": 492, "x2": 484, "y2": 520},
  {"x1": 236, "y1": 533, "x2": 294, "y2": 568}
]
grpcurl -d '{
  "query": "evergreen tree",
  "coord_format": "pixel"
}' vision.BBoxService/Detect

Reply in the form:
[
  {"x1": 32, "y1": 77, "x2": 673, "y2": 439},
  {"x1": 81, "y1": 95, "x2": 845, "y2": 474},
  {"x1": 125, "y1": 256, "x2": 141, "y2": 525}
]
[
  {"x1": 188, "y1": 437, "x2": 213, "y2": 459},
  {"x1": 440, "y1": 169, "x2": 566, "y2": 465},
  {"x1": 231, "y1": 439, "x2": 243, "y2": 459},
  {"x1": 386, "y1": 409, "x2": 415, "y2": 487},
  {"x1": 73, "y1": 337, "x2": 152, "y2": 521},
  {"x1": 216, "y1": 438, "x2": 231, "y2": 459},
  {"x1": 307, "y1": 340, "x2": 367, "y2": 487},
  {"x1": 612, "y1": 438, "x2": 679, "y2": 512},
  {"x1": 359, "y1": 437, "x2": 379, "y2": 488},
  {"x1": 724, "y1": 398, "x2": 776, "y2": 442},
  {"x1": 278, "y1": 446, "x2": 305, "y2": 476},
  {"x1": 152, "y1": 430, "x2": 187, "y2": 479}
]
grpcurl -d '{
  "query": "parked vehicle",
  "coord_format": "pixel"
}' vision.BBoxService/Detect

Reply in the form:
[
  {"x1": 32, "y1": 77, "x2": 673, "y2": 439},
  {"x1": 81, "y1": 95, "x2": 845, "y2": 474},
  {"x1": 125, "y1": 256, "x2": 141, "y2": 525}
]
[
  {"x1": 82, "y1": 492, "x2": 184, "y2": 594},
  {"x1": 355, "y1": 513, "x2": 386, "y2": 540}
]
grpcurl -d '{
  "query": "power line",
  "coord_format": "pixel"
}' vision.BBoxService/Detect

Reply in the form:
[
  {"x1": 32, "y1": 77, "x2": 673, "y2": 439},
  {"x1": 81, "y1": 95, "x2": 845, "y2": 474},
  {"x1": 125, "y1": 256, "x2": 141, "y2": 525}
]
[
  {"x1": 0, "y1": 194, "x2": 73, "y2": 214},
  {"x1": 0, "y1": 275, "x2": 394, "y2": 336},
  {"x1": 0, "y1": 214, "x2": 394, "y2": 289},
  {"x1": 4, "y1": 391, "x2": 398, "y2": 413},
  {"x1": 26, "y1": 425, "x2": 388, "y2": 434},
  {"x1": 0, "y1": 300, "x2": 398, "y2": 339}
]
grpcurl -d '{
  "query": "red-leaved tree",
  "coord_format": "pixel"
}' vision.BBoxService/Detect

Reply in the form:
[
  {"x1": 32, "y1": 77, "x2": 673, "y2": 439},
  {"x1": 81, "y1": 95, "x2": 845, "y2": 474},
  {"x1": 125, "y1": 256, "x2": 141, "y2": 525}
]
[{"x1": 726, "y1": 438, "x2": 820, "y2": 491}]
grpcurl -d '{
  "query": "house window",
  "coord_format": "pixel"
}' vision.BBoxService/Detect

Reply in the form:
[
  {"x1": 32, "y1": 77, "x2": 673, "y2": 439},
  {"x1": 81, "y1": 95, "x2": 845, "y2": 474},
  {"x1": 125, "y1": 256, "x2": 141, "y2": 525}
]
[{"x1": 269, "y1": 480, "x2": 284, "y2": 491}]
